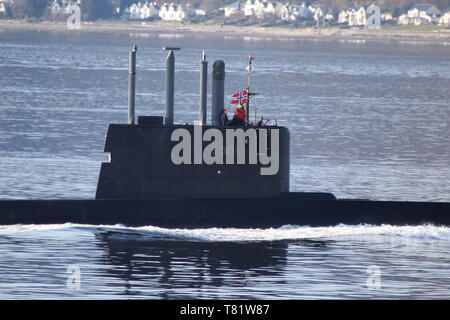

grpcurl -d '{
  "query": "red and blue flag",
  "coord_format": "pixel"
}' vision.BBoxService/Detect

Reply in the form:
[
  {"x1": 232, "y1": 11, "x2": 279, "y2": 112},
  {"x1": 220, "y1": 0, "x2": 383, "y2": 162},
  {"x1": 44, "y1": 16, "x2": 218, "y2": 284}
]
[{"x1": 230, "y1": 89, "x2": 248, "y2": 105}]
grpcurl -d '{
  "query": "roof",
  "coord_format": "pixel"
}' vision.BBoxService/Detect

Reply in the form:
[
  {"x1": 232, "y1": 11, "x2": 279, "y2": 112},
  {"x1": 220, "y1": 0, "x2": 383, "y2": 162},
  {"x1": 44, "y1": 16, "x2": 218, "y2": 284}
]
[
  {"x1": 411, "y1": 3, "x2": 442, "y2": 15},
  {"x1": 298, "y1": 6, "x2": 312, "y2": 18},
  {"x1": 223, "y1": 1, "x2": 241, "y2": 10},
  {"x1": 413, "y1": 4, "x2": 434, "y2": 11}
]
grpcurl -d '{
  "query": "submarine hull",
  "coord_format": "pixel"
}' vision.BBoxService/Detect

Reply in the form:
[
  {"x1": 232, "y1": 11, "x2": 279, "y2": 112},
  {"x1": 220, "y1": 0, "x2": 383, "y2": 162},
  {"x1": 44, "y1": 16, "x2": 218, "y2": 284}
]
[{"x1": 1, "y1": 193, "x2": 449, "y2": 228}]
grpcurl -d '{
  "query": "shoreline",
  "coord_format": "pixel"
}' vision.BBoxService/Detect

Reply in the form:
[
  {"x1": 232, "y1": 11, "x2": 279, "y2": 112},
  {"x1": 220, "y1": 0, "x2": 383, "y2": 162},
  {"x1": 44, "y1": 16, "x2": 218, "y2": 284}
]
[{"x1": 1, "y1": 19, "x2": 450, "y2": 44}]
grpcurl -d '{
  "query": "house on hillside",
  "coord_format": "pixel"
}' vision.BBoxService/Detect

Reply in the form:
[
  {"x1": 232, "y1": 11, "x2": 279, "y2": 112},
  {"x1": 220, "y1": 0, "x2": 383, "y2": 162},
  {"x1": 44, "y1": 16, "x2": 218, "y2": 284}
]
[
  {"x1": 282, "y1": 4, "x2": 300, "y2": 21},
  {"x1": 51, "y1": 0, "x2": 64, "y2": 15},
  {"x1": 298, "y1": 3, "x2": 313, "y2": 19},
  {"x1": 338, "y1": 7, "x2": 366, "y2": 26},
  {"x1": 323, "y1": 11, "x2": 334, "y2": 23},
  {"x1": 0, "y1": 1, "x2": 9, "y2": 18},
  {"x1": 0, "y1": 0, "x2": 13, "y2": 16},
  {"x1": 412, "y1": 3, "x2": 442, "y2": 17},
  {"x1": 438, "y1": 11, "x2": 450, "y2": 25},
  {"x1": 309, "y1": 6, "x2": 323, "y2": 23},
  {"x1": 122, "y1": 2, "x2": 199, "y2": 22},
  {"x1": 127, "y1": 2, "x2": 159, "y2": 20},
  {"x1": 220, "y1": 1, "x2": 242, "y2": 17},
  {"x1": 255, "y1": 1, "x2": 284, "y2": 19},
  {"x1": 398, "y1": 3, "x2": 442, "y2": 25},
  {"x1": 222, "y1": 1, "x2": 325, "y2": 23},
  {"x1": 128, "y1": 3, "x2": 139, "y2": 19},
  {"x1": 279, "y1": 4, "x2": 290, "y2": 20},
  {"x1": 381, "y1": 13, "x2": 393, "y2": 22},
  {"x1": 243, "y1": 0, "x2": 257, "y2": 16},
  {"x1": 353, "y1": 6, "x2": 366, "y2": 26},
  {"x1": 159, "y1": 3, "x2": 193, "y2": 21},
  {"x1": 279, "y1": 3, "x2": 313, "y2": 21},
  {"x1": 194, "y1": 9, "x2": 206, "y2": 16},
  {"x1": 243, "y1": 0, "x2": 283, "y2": 19},
  {"x1": 338, "y1": 8, "x2": 352, "y2": 24},
  {"x1": 140, "y1": 2, "x2": 159, "y2": 19},
  {"x1": 51, "y1": 0, "x2": 80, "y2": 18},
  {"x1": 254, "y1": 1, "x2": 272, "y2": 19}
]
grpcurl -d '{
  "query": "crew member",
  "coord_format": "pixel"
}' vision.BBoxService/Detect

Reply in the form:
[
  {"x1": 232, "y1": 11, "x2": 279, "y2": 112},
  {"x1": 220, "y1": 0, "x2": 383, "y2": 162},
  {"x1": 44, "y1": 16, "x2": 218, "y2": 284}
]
[
  {"x1": 228, "y1": 104, "x2": 246, "y2": 126},
  {"x1": 235, "y1": 104, "x2": 246, "y2": 122},
  {"x1": 257, "y1": 116, "x2": 264, "y2": 127},
  {"x1": 220, "y1": 109, "x2": 229, "y2": 126}
]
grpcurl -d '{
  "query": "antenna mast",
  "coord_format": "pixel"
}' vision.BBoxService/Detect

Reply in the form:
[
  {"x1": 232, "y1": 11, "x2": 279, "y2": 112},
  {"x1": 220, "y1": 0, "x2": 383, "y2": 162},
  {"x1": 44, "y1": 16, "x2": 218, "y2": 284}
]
[{"x1": 246, "y1": 55, "x2": 254, "y2": 124}]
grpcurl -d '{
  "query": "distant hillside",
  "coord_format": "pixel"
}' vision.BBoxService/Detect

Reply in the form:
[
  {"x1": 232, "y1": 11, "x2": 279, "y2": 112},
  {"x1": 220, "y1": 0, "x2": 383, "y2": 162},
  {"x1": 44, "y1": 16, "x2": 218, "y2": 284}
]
[
  {"x1": 314, "y1": 0, "x2": 450, "y2": 12},
  {"x1": 4, "y1": 0, "x2": 450, "y2": 20},
  {"x1": 145, "y1": 0, "x2": 450, "y2": 11}
]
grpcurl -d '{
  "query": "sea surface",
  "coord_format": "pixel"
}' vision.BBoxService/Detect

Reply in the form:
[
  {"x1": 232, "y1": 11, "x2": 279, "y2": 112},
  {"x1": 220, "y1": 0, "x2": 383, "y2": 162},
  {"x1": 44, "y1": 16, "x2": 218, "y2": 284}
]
[{"x1": 0, "y1": 29, "x2": 449, "y2": 299}]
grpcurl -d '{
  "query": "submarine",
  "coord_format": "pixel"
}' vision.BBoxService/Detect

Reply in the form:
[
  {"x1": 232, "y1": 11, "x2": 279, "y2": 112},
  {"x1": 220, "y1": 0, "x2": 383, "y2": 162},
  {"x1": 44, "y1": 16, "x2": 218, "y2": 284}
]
[{"x1": 0, "y1": 46, "x2": 449, "y2": 228}]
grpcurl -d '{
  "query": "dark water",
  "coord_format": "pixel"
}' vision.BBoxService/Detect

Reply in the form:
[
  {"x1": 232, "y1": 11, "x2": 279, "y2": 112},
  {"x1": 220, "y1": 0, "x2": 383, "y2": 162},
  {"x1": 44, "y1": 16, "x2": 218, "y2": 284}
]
[{"x1": 0, "y1": 29, "x2": 449, "y2": 299}]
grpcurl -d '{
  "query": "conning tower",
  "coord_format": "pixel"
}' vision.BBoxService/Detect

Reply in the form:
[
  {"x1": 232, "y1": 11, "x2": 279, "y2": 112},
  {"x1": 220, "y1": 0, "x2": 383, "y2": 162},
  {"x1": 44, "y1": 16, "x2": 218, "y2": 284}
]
[{"x1": 95, "y1": 48, "x2": 290, "y2": 200}]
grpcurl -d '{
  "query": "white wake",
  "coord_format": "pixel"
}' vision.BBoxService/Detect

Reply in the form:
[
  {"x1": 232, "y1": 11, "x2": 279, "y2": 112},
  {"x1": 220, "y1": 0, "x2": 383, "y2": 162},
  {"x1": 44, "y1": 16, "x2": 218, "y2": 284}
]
[{"x1": 0, "y1": 223, "x2": 449, "y2": 242}]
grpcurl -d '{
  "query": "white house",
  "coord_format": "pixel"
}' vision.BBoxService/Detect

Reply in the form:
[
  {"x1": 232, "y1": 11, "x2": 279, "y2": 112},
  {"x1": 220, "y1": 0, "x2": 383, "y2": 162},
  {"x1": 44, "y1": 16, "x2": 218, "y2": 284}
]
[
  {"x1": 398, "y1": 4, "x2": 442, "y2": 25},
  {"x1": 125, "y1": 3, "x2": 141, "y2": 20},
  {"x1": 298, "y1": 3, "x2": 313, "y2": 20},
  {"x1": 0, "y1": 2, "x2": 7, "y2": 16},
  {"x1": 324, "y1": 12, "x2": 334, "y2": 23},
  {"x1": 221, "y1": 1, "x2": 242, "y2": 17},
  {"x1": 411, "y1": 3, "x2": 442, "y2": 17},
  {"x1": 223, "y1": 1, "x2": 323, "y2": 22},
  {"x1": 159, "y1": 3, "x2": 193, "y2": 21},
  {"x1": 51, "y1": 1, "x2": 63, "y2": 15},
  {"x1": 397, "y1": 13, "x2": 408, "y2": 24},
  {"x1": 354, "y1": 6, "x2": 367, "y2": 26},
  {"x1": 194, "y1": 9, "x2": 206, "y2": 16},
  {"x1": 279, "y1": 4, "x2": 290, "y2": 20},
  {"x1": 339, "y1": 7, "x2": 366, "y2": 26},
  {"x1": 255, "y1": 1, "x2": 283, "y2": 19},
  {"x1": 243, "y1": 0, "x2": 263, "y2": 16},
  {"x1": 159, "y1": 3, "x2": 173, "y2": 20},
  {"x1": 123, "y1": 2, "x2": 199, "y2": 21},
  {"x1": 243, "y1": 0, "x2": 256, "y2": 16},
  {"x1": 282, "y1": 4, "x2": 299, "y2": 21},
  {"x1": 51, "y1": 0, "x2": 80, "y2": 16},
  {"x1": 51, "y1": 0, "x2": 67, "y2": 16},
  {"x1": 438, "y1": 11, "x2": 450, "y2": 25},
  {"x1": 140, "y1": 2, "x2": 159, "y2": 19},
  {"x1": 128, "y1": 2, "x2": 159, "y2": 20},
  {"x1": 338, "y1": 8, "x2": 351, "y2": 24},
  {"x1": 278, "y1": 3, "x2": 313, "y2": 21},
  {"x1": 381, "y1": 13, "x2": 393, "y2": 22},
  {"x1": 309, "y1": 6, "x2": 323, "y2": 23},
  {"x1": 0, "y1": 0, "x2": 13, "y2": 13},
  {"x1": 243, "y1": 0, "x2": 282, "y2": 18}
]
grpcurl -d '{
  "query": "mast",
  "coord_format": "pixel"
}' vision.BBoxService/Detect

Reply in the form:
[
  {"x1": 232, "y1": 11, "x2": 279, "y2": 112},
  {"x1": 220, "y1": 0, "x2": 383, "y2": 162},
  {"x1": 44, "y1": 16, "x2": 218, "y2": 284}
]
[{"x1": 246, "y1": 55, "x2": 254, "y2": 124}]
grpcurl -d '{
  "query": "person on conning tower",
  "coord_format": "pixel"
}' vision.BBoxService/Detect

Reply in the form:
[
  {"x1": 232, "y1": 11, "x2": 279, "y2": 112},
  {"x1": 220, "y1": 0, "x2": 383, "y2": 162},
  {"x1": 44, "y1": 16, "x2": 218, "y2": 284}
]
[
  {"x1": 220, "y1": 108, "x2": 229, "y2": 126},
  {"x1": 228, "y1": 104, "x2": 246, "y2": 126}
]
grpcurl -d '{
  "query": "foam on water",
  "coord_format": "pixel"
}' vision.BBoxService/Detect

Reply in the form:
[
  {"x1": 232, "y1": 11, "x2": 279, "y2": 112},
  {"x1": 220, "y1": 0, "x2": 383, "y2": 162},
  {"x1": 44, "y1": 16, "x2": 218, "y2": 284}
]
[{"x1": 1, "y1": 223, "x2": 449, "y2": 242}]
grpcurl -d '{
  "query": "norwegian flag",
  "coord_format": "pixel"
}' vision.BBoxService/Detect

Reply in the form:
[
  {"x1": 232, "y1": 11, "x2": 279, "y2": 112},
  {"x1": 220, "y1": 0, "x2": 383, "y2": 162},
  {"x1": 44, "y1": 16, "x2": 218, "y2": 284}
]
[{"x1": 230, "y1": 89, "x2": 248, "y2": 105}]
